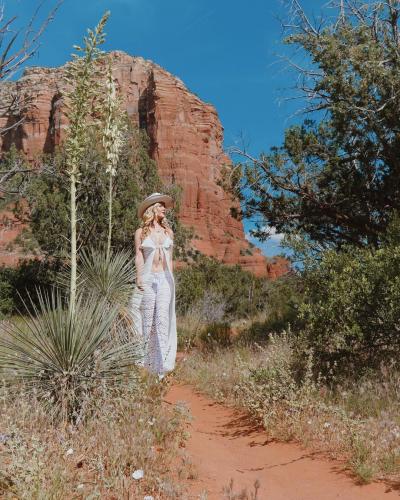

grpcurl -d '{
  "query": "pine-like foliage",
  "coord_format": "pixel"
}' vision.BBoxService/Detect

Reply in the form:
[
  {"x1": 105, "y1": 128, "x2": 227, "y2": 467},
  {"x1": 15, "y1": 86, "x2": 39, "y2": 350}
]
[{"x1": 225, "y1": 1, "x2": 400, "y2": 250}]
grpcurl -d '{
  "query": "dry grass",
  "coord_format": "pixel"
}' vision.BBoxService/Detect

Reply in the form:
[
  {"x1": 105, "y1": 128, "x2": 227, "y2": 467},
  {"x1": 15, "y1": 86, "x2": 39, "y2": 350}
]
[
  {"x1": 0, "y1": 375, "x2": 191, "y2": 499},
  {"x1": 176, "y1": 336, "x2": 400, "y2": 484}
]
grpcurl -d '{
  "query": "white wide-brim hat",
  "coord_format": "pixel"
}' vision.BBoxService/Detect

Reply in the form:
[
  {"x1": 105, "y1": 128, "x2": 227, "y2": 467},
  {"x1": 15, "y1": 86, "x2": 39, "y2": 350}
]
[{"x1": 137, "y1": 192, "x2": 174, "y2": 219}]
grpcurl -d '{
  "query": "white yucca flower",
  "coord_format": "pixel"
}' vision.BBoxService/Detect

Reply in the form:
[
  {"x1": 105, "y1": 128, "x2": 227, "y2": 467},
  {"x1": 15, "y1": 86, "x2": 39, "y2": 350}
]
[
  {"x1": 101, "y1": 62, "x2": 128, "y2": 259},
  {"x1": 102, "y1": 64, "x2": 127, "y2": 177}
]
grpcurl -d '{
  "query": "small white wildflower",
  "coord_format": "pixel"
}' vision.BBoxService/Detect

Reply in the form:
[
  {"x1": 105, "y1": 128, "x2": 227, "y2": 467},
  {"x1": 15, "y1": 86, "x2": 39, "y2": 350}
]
[
  {"x1": 222, "y1": 372, "x2": 227, "y2": 377},
  {"x1": 144, "y1": 496, "x2": 154, "y2": 500},
  {"x1": 148, "y1": 418, "x2": 155, "y2": 426},
  {"x1": 132, "y1": 469, "x2": 144, "y2": 480},
  {"x1": 323, "y1": 422, "x2": 331, "y2": 429},
  {"x1": 307, "y1": 420, "x2": 312, "y2": 425},
  {"x1": 66, "y1": 448, "x2": 74, "y2": 456},
  {"x1": 105, "y1": 165, "x2": 117, "y2": 176},
  {"x1": 77, "y1": 484, "x2": 84, "y2": 490}
]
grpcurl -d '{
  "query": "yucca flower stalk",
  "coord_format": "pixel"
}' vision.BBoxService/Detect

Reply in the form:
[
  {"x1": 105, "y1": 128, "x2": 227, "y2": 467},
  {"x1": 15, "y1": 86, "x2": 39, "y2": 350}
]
[
  {"x1": 102, "y1": 62, "x2": 127, "y2": 261},
  {"x1": 63, "y1": 11, "x2": 109, "y2": 312}
]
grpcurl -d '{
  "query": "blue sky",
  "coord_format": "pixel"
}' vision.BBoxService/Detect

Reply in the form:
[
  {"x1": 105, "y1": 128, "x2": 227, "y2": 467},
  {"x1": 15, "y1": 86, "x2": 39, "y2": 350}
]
[{"x1": 10, "y1": 0, "x2": 324, "y2": 257}]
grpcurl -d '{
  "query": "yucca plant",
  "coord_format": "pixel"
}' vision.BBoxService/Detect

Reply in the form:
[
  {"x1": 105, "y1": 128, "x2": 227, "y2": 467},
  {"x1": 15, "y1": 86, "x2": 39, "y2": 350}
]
[
  {"x1": 78, "y1": 247, "x2": 141, "y2": 344},
  {"x1": 77, "y1": 247, "x2": 135, "y2": 306},
  {"x1": 58, "y1": 247, "x2": 141, "y2": 343},
  {"x1": 0, "y1": 289, "x2": 140, "y2": 421}
]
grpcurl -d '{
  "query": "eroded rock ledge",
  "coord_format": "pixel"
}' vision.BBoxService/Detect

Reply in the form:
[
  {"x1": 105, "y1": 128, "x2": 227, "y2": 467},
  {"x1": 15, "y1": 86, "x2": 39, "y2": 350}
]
[{"x1": 0, "y1": 51, "x2": 289, "y2": 278}]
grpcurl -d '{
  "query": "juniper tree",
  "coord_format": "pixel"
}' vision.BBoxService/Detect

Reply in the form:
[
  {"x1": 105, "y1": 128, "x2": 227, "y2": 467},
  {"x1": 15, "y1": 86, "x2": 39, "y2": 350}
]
[{"x1": 225, "y1": 0, "x2": 400, "y2": 250}]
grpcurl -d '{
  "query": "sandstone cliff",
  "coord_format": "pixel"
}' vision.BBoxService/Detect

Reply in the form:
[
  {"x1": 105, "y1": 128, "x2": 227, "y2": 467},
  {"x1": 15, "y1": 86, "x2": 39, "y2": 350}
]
[{"x1": 0, "y1": 51, "x2": 289, "y2": 278}]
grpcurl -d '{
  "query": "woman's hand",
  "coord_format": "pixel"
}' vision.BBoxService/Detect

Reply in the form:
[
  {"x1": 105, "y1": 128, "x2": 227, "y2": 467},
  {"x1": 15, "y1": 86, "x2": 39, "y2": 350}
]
[{"x1": 136, "y1": 278, "x2": 144, "y2": 292}]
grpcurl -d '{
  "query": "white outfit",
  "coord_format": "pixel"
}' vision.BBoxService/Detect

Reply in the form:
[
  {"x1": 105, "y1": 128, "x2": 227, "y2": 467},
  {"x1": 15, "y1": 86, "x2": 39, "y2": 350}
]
[{"x1": 130, "y1": 234, "x2": 177, "y2": 375}]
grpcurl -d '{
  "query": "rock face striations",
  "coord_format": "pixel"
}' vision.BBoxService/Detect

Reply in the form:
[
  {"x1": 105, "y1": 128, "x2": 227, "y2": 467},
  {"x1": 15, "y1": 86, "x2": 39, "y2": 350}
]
[{"x1": 0, "y1": 51, "x2": 289, "y2": 278}]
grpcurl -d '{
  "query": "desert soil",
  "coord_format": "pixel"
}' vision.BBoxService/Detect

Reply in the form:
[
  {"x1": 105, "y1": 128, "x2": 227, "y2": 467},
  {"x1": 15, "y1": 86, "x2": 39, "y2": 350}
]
[{"x1": 165, "y1": 384, "x2": 399, "y2": 500}]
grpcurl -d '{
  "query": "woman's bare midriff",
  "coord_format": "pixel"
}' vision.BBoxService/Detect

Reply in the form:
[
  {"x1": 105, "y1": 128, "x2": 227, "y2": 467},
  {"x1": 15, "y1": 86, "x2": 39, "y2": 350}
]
[
  {"x1": 148, "y1": 230, "x2": 168, "y2": 273},
  {"x1": 151, "y1": 250, "x2": 167, "y2": 273}
]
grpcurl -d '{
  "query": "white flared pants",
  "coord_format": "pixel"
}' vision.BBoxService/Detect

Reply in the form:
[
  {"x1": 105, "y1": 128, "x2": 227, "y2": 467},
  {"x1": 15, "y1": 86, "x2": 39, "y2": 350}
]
[{"x1": 140, "y1": 269, "x2": 173, "y2": 375}]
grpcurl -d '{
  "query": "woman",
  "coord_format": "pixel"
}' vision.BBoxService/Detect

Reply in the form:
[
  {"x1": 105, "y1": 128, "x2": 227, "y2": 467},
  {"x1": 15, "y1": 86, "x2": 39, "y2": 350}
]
[{"x1": 134, "y1": 192, "x2": 177, "y2": 378}]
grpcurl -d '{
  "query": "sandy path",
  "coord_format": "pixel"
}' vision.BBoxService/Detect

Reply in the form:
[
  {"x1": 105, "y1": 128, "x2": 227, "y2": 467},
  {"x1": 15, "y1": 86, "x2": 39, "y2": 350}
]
[{"x1": 165, "y1": 384, "x2": 399, "y2": 500}]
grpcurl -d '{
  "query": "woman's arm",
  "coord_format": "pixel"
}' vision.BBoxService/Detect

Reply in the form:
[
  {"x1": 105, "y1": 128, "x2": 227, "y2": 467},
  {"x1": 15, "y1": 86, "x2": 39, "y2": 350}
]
[
  {"x1": 134, "y1": 228, "x2": 144, "y2": 290},
  {"x1": 168, "y1": 229, "x2": 174, "y2": 273}
]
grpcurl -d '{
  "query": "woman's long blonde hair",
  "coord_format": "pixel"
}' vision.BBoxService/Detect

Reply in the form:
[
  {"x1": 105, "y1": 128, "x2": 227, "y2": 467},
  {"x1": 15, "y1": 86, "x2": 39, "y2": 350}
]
[{"x1": 140, "y1": 202, "x2": 172, "y2": 241}]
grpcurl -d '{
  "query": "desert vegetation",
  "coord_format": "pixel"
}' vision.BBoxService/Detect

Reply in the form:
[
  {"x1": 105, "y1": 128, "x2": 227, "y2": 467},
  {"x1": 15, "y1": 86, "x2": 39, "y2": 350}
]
[
  {"x1": 0, "y1": 374, "x2": 190, "y2": 498},
  {"x1": 1, "y1": 0, "x2": 400, "y2": 496},
  {"x1": 0, "y1": 11, "x2": 191, "y2": 498},
  {"x1": 175, "y1": 0, "x2": 400, "y2": 485}
]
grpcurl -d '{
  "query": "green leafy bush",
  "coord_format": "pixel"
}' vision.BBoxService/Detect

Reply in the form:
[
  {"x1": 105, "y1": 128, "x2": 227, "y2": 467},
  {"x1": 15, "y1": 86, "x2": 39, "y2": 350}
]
[
  {"x1": 175, "y1": 255, "x2": 271, "y2": 321},
  {"x1": 299, "y1": 244, "x2": 400, "y2": 375},
  {"x1": 0, "y1": 259, "x2": 62, "y2": 316},
  {"x1": 238, "y1": 274, "x2": 304, "y2": 343},
  {"x1": 0, "y1": 270, "x2": 14, "y2": 317}
]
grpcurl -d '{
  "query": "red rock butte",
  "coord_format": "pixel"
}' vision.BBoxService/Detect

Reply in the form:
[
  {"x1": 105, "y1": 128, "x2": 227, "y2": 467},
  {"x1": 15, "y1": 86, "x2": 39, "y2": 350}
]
[{"x1": 0, "y1": 51, "x2": 289, "y2": 278}]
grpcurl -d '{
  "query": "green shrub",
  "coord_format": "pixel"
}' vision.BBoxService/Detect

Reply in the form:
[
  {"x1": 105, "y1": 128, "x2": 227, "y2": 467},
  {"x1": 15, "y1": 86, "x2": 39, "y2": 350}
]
[
  {"x1": 0, "y1": 259, "x2": 62, "y2": 316},
  {"x1": 199, "y1": 322, "x2": 232, "y2": 350},
  {"x1": 175, "y1": 255, "x2": 272, "y2": 321},
  {"x1": 0, "y1": 268, "x2": 14, "y2": 317},
  {"x1": 237, "y1": 274, "x2": 304, "y2": 343},
  {"x1": 299, "y1": 244, "x2": 400, "y2": 375}
]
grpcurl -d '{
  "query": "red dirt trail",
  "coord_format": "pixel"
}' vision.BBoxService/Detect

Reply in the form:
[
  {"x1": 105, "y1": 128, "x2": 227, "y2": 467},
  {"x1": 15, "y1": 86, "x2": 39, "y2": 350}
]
[{"x1": 165, "y1": 384, "x2": 399, "y2": 500}]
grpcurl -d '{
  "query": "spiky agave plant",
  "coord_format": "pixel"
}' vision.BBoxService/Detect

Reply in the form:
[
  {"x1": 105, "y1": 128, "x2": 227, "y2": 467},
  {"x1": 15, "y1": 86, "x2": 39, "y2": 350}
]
[
  {"x1": 73, "y1": 247, "x2": 140, "y2": 343},
  {"x1": 77, "y1": 247, "x2": 134, "y2": 305},
  {"x1": 0, "y1": 289, "x2": 140, "y2": 421},
  {"x1": 57, "y1": 247, "x2": 141, "y2": 344}
]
